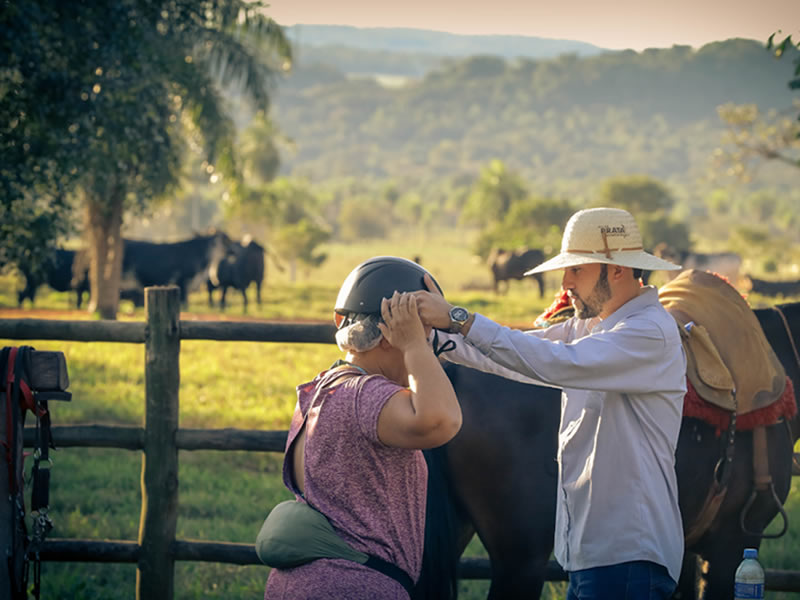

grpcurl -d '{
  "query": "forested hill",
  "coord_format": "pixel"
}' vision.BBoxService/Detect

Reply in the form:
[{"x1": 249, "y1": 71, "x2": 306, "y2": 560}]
[
  {"x1": 286, "y1": 24, "x2": 606, "y2": 60},
  {"x1": 269, "y1": 38, "x2": 798, "y2": 188}
]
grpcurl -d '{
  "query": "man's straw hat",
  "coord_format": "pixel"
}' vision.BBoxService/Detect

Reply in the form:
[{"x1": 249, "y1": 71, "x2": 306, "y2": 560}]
[{"x1": 525, "y1": 207, "x2": 682, "y2": 275}]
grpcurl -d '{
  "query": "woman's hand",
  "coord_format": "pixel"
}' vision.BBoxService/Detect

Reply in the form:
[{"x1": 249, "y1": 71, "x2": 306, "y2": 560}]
[{"x1": 377, "y1": 291, "x2": 428, "y2": 353}]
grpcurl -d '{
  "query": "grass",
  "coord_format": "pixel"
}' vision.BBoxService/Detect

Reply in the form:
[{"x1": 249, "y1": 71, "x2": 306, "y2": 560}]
[{"x1": 2, "y1": 232, "x2": 800, "y2": 599}]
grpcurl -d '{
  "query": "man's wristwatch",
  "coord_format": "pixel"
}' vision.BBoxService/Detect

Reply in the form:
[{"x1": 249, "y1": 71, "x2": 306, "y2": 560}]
[{"x1": 448, "y1": 306, "x2": 470, "y2": 333}]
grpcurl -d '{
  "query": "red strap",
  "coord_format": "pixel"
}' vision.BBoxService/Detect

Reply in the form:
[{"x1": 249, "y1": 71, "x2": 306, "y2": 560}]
[
  {"x1": 3, "y1": 347, "x2": 40, "y2": 497},
  {"x1": 7, "y1": 346, "x2": 38, "y2": 416},
  {"x1": 10, "y1": 348, "x2": 36, "y2": 415}
]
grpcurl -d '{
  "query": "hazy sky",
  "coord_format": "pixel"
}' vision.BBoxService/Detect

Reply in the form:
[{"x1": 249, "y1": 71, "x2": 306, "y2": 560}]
[{"x1": 266, "y1": 1, "x2": 799, "y2": 51}]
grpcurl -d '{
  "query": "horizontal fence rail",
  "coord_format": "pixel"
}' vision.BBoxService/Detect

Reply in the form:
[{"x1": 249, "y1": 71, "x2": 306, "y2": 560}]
[
  {"x1": 3, "y1": 285, "x2": 800, "y2": 598},
  {"x1": 27, "y1": 536, "x2": 800, "y2": 592},
  {"x1": 0, "y1": 318, "x2": 336, "y2": 344},
  {"x1": 22, "y1": 425, "x2": 289, "y2": 453},
  {"x1": 31, "y1": 542, "x2": 800, "y2": 592},
  {"x1": 0, "y1": 318, "x2": 147, "y2": 343},
  {"x1": 33, "y1": 538, "x2": 566, "y2": 579},
  {"x1": 23, "y1": 424, "x2": 800, "y2": 474}
]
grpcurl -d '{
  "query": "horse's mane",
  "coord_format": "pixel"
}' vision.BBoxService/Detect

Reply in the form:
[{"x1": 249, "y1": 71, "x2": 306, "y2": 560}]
[
  {"x1": 416, "y1": 364, "x2": 477, "y2": 599},
  {"x1": 416, "y1": 445, "x2": 463, "y2": 600}
]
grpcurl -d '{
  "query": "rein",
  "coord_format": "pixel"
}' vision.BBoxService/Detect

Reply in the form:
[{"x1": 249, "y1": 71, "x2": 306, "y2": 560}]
[{"x1": 772, "y1": 305, "x2": 800, "y2": 374}]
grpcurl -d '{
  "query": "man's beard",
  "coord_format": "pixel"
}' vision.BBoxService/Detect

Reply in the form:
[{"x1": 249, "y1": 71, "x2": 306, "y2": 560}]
[{"x1": 571, "y1": 265, "x2": 611, "y2": 319}]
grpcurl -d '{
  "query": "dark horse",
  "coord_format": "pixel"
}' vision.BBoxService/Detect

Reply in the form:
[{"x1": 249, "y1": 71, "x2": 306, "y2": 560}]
[{"x1": 415, "y1": 302, "x2": 800, "y2": 600}]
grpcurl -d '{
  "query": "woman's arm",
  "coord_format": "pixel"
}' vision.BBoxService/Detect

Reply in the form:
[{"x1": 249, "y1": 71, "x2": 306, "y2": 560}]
[{"x1": 376, "y1": 291, "x2": 462, "y2": 449}]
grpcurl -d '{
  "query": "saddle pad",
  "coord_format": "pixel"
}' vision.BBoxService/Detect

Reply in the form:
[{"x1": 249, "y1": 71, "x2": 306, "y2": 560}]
[{"x1": 659, "y1": 269, "x2": 786, "y2": 414}]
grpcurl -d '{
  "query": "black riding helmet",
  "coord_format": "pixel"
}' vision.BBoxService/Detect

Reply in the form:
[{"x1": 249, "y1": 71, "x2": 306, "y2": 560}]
[{"x1": 334, "y1": 256, "x2": 443, "y2": 328}]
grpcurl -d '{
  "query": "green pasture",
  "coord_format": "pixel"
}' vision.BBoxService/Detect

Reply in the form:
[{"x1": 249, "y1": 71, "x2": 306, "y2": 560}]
[{"x1": 2, "y1": 235, "x2": 800, "y2": 599}]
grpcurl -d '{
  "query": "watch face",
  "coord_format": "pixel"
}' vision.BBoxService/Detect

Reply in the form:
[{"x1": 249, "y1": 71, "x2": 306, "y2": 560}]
[{"x1": 450, "y1": 307, "x2": 469, "y2": 323}]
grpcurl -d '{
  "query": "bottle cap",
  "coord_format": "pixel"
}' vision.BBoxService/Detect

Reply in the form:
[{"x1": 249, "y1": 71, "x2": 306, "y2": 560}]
[{"x1": 743, "y1": 548, "x2": 758, "y2": 559}]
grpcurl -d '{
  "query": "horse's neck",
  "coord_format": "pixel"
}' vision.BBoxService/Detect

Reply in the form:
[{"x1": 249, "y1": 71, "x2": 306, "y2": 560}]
[{"x1": 766, "y1": 304, "x2": 800, "y2": 441}]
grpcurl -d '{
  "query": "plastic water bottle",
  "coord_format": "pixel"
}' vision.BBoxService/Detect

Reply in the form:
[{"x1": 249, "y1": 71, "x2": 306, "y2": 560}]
[{"x1": 734, "y1": 548, "x2": 765, "y2": 600}]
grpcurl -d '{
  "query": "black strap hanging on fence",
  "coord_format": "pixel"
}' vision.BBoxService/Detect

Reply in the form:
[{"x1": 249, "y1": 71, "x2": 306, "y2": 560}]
[
  {"x1": 2, "y1": 345, "x2": 60, "y2": 600},
  {"x1": 31, "y1": 392, "x2": 52, "y2": 513},
  {"x1": 22, "y1": 346, "x2": 55, "y2": 600}
]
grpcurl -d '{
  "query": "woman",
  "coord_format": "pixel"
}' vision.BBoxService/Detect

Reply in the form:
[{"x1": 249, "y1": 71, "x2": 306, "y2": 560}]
[{"x1": 263, "y1": 256, "x2": 462, "y2": 599}]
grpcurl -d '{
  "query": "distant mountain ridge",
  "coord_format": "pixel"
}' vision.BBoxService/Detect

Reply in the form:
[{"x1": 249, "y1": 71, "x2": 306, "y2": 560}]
[
  {"x1": 285, "y1": 24, "x2": 608, "y2": 59},
  {"x1": 268, "y1": 38, "x2": 798, "y2": 190}
]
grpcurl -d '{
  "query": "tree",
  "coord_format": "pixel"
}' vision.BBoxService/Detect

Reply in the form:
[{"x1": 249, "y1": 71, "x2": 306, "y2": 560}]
[
  {"x1": 1, "y1": 2, "x2": 98, "y2": 272},
  {"x1": 473, "y1": 196, "x2": 573, "y2": 259},
  {"x1": 337, "y1": 197, "x2": 389, "y2": 242},
  {"x1": 2, "y1": 0, "x2": 292, "y2": 318},
  {"x1": 713, "y1": 102, "x2": 800, "y2": 181},
  {"x1": 239, "y1": 111, "x2": 285, "y2": 185},
  {"x1": 594, "y1": 175, "x2": 674, "y2": 215},
  {"x1": 461, "y1": 160, "x2": 529, "y2": 225},
  {"x1": 234, "y1": 177, "x2": 330, "y2": 281},
  {"x1": 709, "y1": 33, "x2": 800, "y2": 182},
  {"x1": 593, "y1": 175, "x2": 689, "y2": 252},
  {"x1": 768, "y1": 32, "x2": 800, "y2": 102}
]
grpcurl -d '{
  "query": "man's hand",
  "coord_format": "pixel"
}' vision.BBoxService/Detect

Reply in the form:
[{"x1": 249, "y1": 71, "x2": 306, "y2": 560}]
[{"x1": 413, "y1": 273, "x2": 455, "y2": 330}]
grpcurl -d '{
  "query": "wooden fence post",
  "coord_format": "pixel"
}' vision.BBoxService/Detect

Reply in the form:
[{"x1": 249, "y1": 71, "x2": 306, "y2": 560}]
[{"x1": 137, "y1": 287, "x2": 180, "y2": 600}]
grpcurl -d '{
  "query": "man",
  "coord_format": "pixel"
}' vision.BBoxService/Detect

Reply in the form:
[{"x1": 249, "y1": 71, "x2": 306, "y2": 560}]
[{"x1": 414, "y1": 207, "x2": 686, "y2": 600}]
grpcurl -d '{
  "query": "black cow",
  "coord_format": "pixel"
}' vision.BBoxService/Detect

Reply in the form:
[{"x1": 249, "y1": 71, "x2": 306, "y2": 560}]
[
  {"x1": 121, "y1": 230, "x2": 232, "y2": 306},
  {"x1": 17, "y1": 249, "x2": 90, "y2": 308},
  {"x1": 488, "y1": 247, "x2": 546, "y2": 297},
  {"x1": 654, "y1": 243, "x2": 742, "y2": 286},
  {"x1": 743, "y1": 274, "x2": 800, "y2": 298},
  {"x1": 206, "y1": 236, "x2": 265, "y2": 311},
  {"x1": 119, "y1": 287, "x2": 146, "y2": 308}
]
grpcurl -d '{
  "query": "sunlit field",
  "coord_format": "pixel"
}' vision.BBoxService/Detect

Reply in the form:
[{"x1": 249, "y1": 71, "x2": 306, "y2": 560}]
[{"x1": 2, "y1": 232, "x2": 800, "y2": 599}]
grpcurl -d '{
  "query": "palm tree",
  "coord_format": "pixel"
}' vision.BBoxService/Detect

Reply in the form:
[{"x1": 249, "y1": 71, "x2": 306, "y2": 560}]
[
  {"x1": 70, "y1": 0, "x2": 291, "y2": 318},
  {"x1": 2, "y1": 0, "x2": 290, "y2": 317}
]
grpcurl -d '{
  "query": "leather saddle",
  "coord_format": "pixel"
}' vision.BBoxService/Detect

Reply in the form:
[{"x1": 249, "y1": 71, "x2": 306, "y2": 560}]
[
  {"x1": 659, "y1": 269, "x2": 786, "y2": 415},
  {"x1": 659, "y1": 270, "x2": 792, "y2": 544}
]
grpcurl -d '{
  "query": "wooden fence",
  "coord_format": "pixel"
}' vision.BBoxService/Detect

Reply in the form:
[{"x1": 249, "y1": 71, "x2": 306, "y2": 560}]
[{"x1": 1, "y1": 285, "x2": 800, "y2": 599}]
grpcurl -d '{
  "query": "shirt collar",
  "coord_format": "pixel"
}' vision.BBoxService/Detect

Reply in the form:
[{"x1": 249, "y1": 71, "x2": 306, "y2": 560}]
[{"x1": 591, "y1": 285, "x2": 660, "y2": 333}]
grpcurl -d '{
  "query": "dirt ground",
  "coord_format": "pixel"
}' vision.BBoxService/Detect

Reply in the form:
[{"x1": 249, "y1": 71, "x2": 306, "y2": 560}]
[{"x1": 0, "y1": 307, "x2": 91, "y2": 320}]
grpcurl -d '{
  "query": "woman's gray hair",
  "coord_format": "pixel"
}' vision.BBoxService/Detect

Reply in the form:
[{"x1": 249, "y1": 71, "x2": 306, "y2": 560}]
[{"x1": 335, "y1": 313, "x2": 383, "y2": 352}]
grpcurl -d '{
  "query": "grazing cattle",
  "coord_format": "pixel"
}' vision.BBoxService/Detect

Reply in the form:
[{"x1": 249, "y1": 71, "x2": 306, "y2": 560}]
[
  {"x1": 654, "y1": 243, "x2": 742, "y2": 286},
  {"x1": 121, "y1": 230, "x2": 231, "y2": 306},
  {"x1": 488, "y1": 247, "x2": 546, "y2": 297},
  {"x1": 16, "y1": 249, "x2": 90, "y2": 308},
  {"x1": 743, "y1": 275, "x2": 800, "y2": 298},
  {"x1": 119, "y1": 287, "x2": 145, "y2": 308},
  {"x1": 206, "y1": 236, "x2": 265, "y2": 310}
]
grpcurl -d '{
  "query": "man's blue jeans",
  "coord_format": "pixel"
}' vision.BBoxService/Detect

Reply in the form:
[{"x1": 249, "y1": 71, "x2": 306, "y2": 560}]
[{"x1": 567, "y1": 560, "x2": 677, "y2": 600}]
